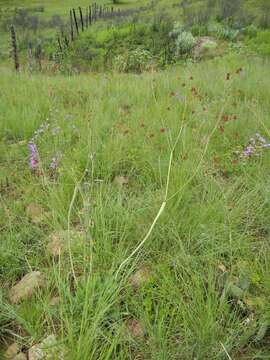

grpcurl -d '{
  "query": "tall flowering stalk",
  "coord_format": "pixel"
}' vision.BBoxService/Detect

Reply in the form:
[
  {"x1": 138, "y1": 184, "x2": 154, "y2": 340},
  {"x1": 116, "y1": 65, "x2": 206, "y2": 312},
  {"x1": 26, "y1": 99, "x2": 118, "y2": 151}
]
[{"x1": 28, "y1": 142, "x2": 39, "y2": 170}]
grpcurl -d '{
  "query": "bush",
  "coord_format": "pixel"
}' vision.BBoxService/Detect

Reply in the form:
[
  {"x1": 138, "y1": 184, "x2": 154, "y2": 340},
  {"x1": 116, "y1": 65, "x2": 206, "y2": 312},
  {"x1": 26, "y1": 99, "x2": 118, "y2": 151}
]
[
  {"x1": 170, "y1": 24, "x2": 196, "y2": 56},
  {"x1": 113, "y1": 48, "x2": 155, "y2": 73},
  {"x1": 208, "y1": 24, "x2": 239, "y2": 41},
  {"x1": 246, "y1": 30, "x2": 270, "y2": 56},
  {"x1": 175, "y1": 31, "x2": 196, "y2": 56}
]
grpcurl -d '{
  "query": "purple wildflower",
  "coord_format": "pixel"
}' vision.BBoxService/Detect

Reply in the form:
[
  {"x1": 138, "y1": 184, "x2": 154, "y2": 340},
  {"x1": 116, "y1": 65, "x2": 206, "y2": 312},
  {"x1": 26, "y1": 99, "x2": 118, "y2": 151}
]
[
  {"x1": 50, "y1": 152, "x2": 62, "y2": 172},
  {"x1": 243, "y1": 146, "x2": 254, "y2": 157},
  {"x1": 28, "y1": 142, "x2": 39, "y2": 170}
]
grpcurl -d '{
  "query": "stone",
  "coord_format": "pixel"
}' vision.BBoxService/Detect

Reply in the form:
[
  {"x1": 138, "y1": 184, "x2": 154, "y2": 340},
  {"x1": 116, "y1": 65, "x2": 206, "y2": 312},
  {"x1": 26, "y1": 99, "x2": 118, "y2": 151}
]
[
  {"x1": 9, "y1": 271, "x2": 45, "y2": 304},
  {"x1": 49, "y1": 297, "x2": 60, "y2": 306},
  {"x1": 47, "y1": 230, "x2": 84, "y2": 257},
  {"x1": 126, "y1": 319, "x2": 144, "y2": 339},
  {"x1": 28, "y1": 335, "x2": 57, "y2": 360},
  {"x1": 13, "y1": 353, "x2": 27, "y2": 360},
  {"x1": 4, "y1": 342, "x2": 20, "y2": 359},
  {"x1": 26, "y1": 203, "x2": 45, "y2": 224},
  {"x1": 113, "y1": 176, "x2": 129, "y2": 187},
  {"x1": 129, "y1": 267, "x2": 151, "y2": 288},
  {"x1": 193, "y1": 37, "x2": 217, "y2": 59}
]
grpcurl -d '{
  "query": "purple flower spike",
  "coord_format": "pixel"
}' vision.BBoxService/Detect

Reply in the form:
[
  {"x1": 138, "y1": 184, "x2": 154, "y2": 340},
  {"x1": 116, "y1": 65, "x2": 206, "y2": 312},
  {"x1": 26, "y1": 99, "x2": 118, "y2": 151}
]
[
  {"x1": 50, "y1": 152, "x2": 62, "y2": 172},
  {"x1": 28, "y1": 142, "x2": 39, "y2": 170}
]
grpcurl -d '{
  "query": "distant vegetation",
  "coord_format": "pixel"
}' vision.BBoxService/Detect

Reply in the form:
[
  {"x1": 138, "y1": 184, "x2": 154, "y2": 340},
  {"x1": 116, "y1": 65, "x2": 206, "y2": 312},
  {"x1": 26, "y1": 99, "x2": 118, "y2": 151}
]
[{"x1": 0, "y1": 0, "x2": 270, "y2": 72}]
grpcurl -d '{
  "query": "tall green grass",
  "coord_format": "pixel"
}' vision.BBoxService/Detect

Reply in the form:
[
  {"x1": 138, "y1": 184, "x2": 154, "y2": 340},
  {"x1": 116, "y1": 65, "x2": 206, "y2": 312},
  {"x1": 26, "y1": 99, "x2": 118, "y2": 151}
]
[{"x1": 1, "y1": 53, "x2": 270, "y2": 358}]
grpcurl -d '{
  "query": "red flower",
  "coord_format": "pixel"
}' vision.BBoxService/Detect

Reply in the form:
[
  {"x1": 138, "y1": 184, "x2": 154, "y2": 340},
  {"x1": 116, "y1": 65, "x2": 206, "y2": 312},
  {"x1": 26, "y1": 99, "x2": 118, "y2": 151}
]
[
  {"x1": 160, "y1": 128, "x2": 166, "y2": 133},
  {"x1": 222, "y1": 115, "x2": 229, "y2": 122}
]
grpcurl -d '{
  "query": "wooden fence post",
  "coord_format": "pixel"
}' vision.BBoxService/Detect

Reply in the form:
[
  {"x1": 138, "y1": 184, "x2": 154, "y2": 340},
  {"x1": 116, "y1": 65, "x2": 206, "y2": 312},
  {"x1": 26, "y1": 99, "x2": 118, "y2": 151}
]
[
  {"x1": 36, "y1": 44, "x2": 42, "y2": 72},
  {"x1": 70, "y1": 9, "x2": 74, "y2": 41},
  {"x1": 28, "y1": 42, "x2": 33, "y2": 73},
  {"x1": 89, "y1": 6, "x2": 92, "y2": 25},
  {"x1": 10, "y1": 25, "x2": 19, "y2": 72},
  {"x1": 85, "y1": 7, "x2": 89, "y2": 28},
  {"x1": 72, "y1": 8, "x2": 79, "y2": 35},
  {"x1": 57, "y1": 35, "x2": 63, "y2": 52},
  {"x1": 79, "y1": 6, "x2": 84, "y2": 32}
]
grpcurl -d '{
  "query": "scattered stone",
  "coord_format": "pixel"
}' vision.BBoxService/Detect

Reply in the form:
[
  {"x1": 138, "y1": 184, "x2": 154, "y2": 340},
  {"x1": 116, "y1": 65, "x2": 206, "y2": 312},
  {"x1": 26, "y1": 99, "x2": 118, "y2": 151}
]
[
  {"x1": 47, "y1": 230, "x2": 84, "y2": 256},
  {"x1": 49, "y1": 296, "x2": 60, "y2": 306},
  {"x1": 126, "y1": 319, "x2": 144, "y2": 339},
  {"x1": 113, "y1": 176, "x2": 129, "y2": 187},
  {"x1": 217, "y1": 263, "x2": 227, "y2": 273},
  {"x1": 129, "y1": 267, "x2": 151, "y2": 288},
  {"x1": 9, "y1": 271, "x2": 45, "y2": 304},
  {"x1": 28, "y1": 335, "x2": 62, "y2": 360},
  {"x1": 4, "y1": 342, "x2": 20, "y2": 359},
  {"x1": 26, "y1": 203, "x2": 45, "y2": 224},
  {"x1": 193, "y1": 37, "x2": 217, "y2": 59},
  {"x1": 13, "y1": 353, "x2": 27, "y2": 360}
]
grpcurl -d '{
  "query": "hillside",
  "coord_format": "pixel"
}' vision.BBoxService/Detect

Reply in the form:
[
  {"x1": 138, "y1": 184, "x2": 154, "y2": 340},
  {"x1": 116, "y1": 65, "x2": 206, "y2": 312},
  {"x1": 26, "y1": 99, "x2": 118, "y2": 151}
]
[{"x1": 1, "y1": 0, "x2": 270, "y2": 359}]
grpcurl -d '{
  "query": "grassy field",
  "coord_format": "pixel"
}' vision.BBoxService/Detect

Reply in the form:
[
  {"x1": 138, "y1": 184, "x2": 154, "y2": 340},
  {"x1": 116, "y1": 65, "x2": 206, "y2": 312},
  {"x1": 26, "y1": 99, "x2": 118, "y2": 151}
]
[
  {"x1": 1, "y1": 0, "x2": 270, "y2": 358},
  {"x1": 1, "y1": 52, "x2": 270, "y2": 358}
]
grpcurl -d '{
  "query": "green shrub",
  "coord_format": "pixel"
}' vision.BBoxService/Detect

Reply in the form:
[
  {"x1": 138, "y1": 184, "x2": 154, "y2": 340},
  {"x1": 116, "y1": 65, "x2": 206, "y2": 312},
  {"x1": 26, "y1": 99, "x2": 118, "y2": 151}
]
[
  {"x1": 246, "y1": 30, "x2": 270, "y2": 56},
  {"x1": 170, "y1": 23, "x2": 196, "y2": 57},
  {"x1": 175, "y1": 31, "x2": 196, "y2": 56},
  {"x1": 208, "y1": 24, "x2": 239, "y2": 41},
  {"x1": 113, "y1": 48, "x2": 155, "y2": 73}
]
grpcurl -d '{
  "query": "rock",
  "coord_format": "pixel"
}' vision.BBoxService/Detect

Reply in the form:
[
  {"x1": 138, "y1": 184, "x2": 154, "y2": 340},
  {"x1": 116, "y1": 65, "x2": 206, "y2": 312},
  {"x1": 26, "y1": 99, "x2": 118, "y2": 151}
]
[
  {"x1": 26, "y1": 203, "x2": 45, "y2": 224},
  {"x1": 126, "y1": 319, "x2": 144, "y2": 339},
  {"x1": 28, "y1": 335, "x2": 62, "y2": 360},
  {"x1": 9, "y1": 271, "x2": 45, "y2": 304},
  {"x1": 13, "y1": 353, "x2": 27, "y2": 360},
  {"x1": 113, "y1": 176, "x2": 129, "y2": 187},
  {"x1": 193, "y1": 37, "x2": 217, "y2": 59},
  {"x1": 49, "y1": 297, "x2": 60, "y2": 306},
  {"x1": 47, "y1": 230, "x2": 84, "y2": 256},
  {"x1": 4, "y1": 342, "x2": 20, "y2": 359},
  {"x1": 129, "y1": 267, "x2": 151, "y2": 288}
]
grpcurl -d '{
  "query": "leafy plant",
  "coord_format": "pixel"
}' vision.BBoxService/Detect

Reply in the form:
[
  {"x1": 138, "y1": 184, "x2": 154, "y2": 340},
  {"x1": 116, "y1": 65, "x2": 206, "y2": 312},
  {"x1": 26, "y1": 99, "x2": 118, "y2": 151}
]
[{"x1": 113, "y1": 48, "x2": 155, "y2": 73}]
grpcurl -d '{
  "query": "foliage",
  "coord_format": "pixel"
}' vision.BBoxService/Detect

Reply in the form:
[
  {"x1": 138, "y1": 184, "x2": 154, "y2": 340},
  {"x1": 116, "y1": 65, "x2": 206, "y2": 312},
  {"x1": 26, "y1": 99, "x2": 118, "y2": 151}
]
[
  {"x1": 208, "y1": 23, "x2": 239, "y2": 41},
  {"x1": 170, "y1": 23, "x2": 196, "y2": 56},
  {"x1": 113, "y1": 48, "x2": 155, "y2": 73},
  {"x1": 246, "y1": 30, "x2": 270, "y2": 56}
]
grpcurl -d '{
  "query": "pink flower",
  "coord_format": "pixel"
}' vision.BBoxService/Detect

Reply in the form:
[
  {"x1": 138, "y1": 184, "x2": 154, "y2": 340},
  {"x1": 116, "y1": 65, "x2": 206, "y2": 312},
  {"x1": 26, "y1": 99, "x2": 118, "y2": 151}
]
[{"x1": 28, "y1": 142, "x2": 39, "y2": 170}]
